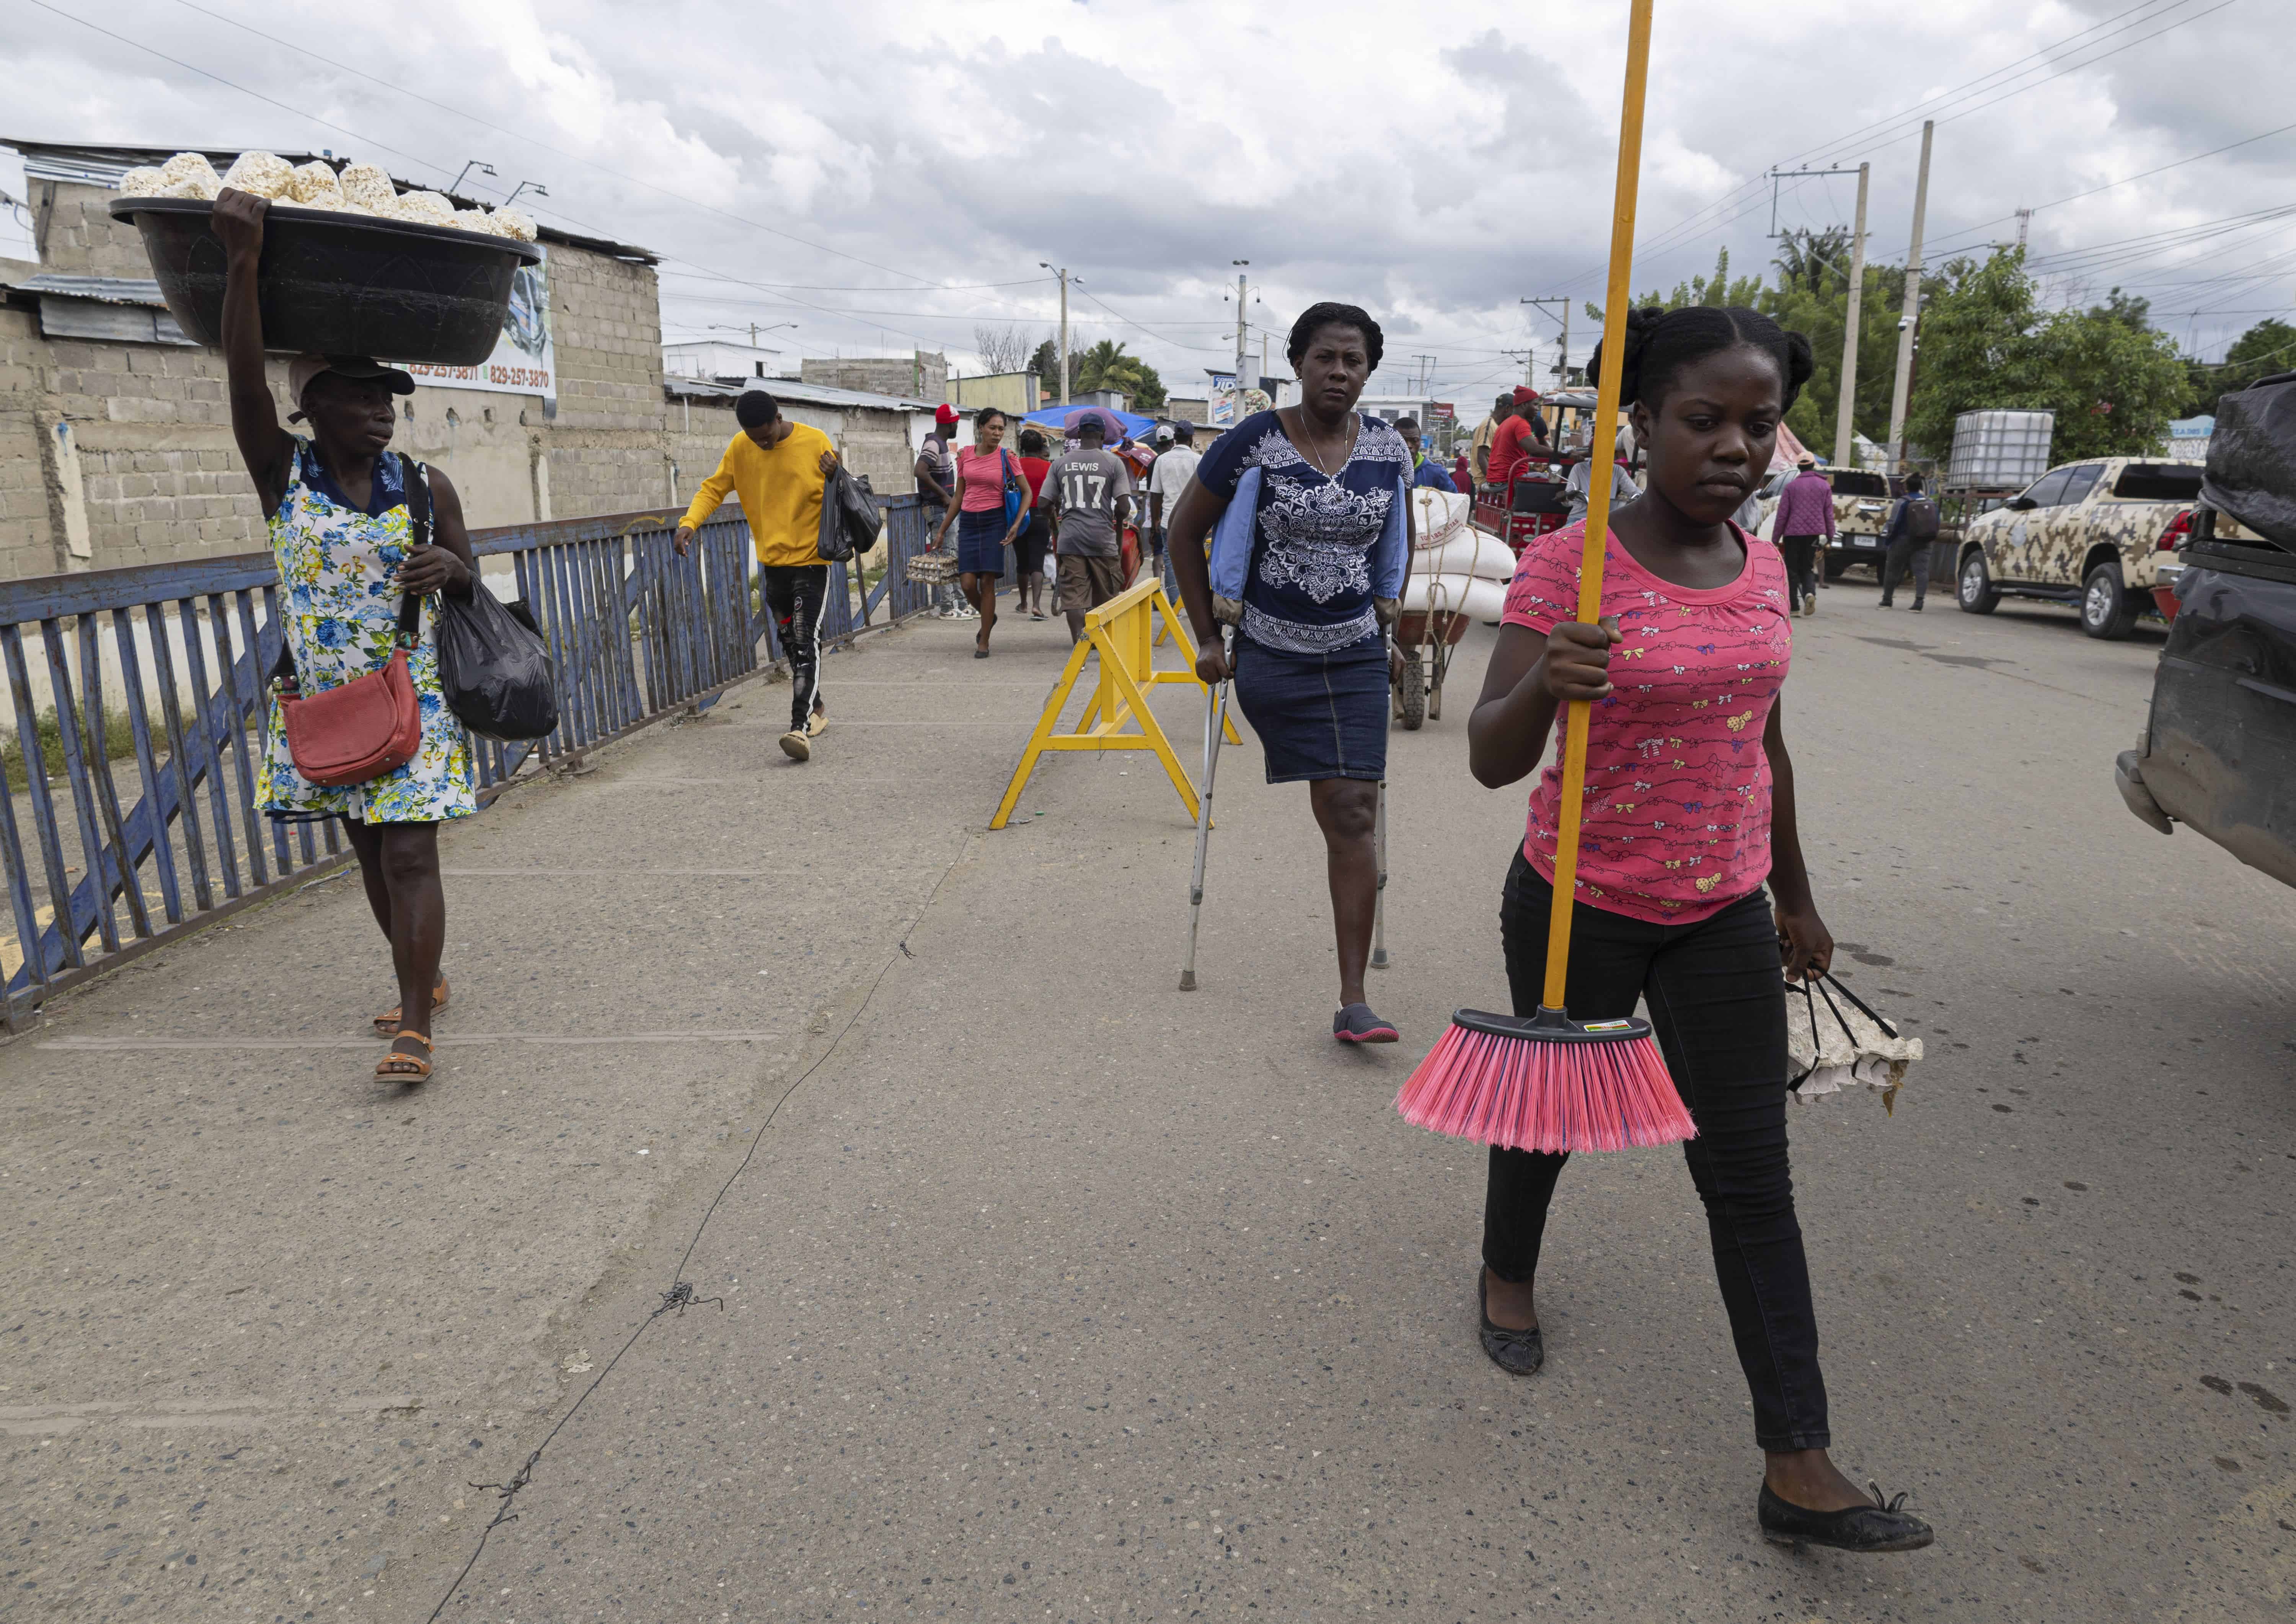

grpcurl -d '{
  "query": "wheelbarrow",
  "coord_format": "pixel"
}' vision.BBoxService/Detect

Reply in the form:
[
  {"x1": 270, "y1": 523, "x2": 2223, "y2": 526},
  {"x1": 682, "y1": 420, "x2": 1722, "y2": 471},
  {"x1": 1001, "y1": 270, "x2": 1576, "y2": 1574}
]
[{"x1": 1391, "y1": 598, "x2": 1472, "y2": 730}]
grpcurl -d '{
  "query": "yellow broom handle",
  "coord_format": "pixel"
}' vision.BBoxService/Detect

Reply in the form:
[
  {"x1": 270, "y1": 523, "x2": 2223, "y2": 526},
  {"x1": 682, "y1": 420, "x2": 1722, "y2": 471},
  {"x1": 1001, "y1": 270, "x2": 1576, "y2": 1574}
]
[{"x1": 1543, "y1": 0, "x2": 1654, "y2": 1010}]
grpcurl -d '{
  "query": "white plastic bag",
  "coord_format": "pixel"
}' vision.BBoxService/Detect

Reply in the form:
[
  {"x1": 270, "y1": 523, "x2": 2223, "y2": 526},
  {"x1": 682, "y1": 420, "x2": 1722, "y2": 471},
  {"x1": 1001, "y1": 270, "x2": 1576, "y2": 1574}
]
[{"x1": 1786, "y1": 974, "x2": 1921, "y2": 1112}]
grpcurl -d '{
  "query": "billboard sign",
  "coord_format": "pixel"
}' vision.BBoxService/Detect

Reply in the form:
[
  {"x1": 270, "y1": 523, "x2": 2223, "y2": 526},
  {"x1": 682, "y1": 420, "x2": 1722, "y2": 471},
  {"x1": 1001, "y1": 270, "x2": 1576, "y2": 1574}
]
[{"x1": 397, "y1": 246, "x2": 556, "y2": 403}]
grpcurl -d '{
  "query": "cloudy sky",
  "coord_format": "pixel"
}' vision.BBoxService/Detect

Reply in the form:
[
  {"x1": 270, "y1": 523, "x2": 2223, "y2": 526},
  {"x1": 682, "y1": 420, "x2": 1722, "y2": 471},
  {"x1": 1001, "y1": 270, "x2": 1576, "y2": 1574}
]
[{"x1": 4, "y1": 0, "x2": 2290, "y2": 404}]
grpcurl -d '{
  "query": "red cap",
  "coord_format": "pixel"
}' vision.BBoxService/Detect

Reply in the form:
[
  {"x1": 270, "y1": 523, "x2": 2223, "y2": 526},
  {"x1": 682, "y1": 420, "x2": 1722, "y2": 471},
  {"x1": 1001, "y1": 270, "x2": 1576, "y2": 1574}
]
[
  {"x1": 1511, "y1": 385, "x2": 1540, "y2": 405},
  {"x1": 935, "y1": 404, "x2": 959, "y2": 425}
]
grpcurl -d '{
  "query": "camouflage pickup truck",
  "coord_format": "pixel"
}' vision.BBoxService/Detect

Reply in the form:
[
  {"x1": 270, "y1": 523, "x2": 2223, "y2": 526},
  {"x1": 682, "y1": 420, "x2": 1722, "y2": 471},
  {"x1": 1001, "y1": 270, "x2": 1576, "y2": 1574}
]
[{"x1": 1954, "y1": 457, "x2": 2252, "y2": 639}]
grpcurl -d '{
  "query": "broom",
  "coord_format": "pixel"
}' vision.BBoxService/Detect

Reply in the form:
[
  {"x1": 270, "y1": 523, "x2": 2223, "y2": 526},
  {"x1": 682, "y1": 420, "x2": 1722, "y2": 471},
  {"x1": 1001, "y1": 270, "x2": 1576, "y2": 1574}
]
[{"x1": 1394, "y1": 0, "x2": 1693, "y2": 1156}]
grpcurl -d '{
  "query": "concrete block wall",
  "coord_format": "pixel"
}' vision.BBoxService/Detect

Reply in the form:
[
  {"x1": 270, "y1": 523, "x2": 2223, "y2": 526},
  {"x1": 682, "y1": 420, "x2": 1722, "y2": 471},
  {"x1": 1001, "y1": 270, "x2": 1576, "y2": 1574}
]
[
  {"x1": 30, "y1": 184, "x2": 155, "y2": 280},
  {"x1": 538, "y1": 248, "x2": 669, "y2": 522},
  {"x1": 0, "y1": 308, "x2": 64, "y2": 578},
  {"x1": 801, "y1": 352, "x2": 947, "y2": 402}
]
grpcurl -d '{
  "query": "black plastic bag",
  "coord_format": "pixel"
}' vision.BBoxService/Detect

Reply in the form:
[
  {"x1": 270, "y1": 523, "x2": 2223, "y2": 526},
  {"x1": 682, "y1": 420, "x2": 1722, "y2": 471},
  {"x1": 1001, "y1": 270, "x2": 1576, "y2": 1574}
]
[
  {"x1": 436, "y1": 582, "x2": 558, "y2": 741},
  {"x1": 2204, "y1": 372, "x2": 2296, "y2": 550},
  {"x1": 816, "y1": 464, "x2": 883, "y2": 563}
]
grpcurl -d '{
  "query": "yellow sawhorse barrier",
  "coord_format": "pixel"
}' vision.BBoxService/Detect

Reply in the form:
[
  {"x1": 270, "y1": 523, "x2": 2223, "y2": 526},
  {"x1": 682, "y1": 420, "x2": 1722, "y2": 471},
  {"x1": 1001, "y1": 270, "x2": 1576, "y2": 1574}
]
[{"x1": 990, "y1": 578, "x2": 1241, "y2": 829}]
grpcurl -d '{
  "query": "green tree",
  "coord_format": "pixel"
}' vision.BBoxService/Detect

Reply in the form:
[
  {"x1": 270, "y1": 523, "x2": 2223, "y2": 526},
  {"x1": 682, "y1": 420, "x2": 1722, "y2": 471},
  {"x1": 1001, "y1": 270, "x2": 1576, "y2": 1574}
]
[
  {"x1": 1026, "y1": 336, "x2": 1068, "y2": 396},
  {"x1": 2184, "y1": 316, "x2": 2296, "y2": 414},
  {"x1": 1761, "y1": 230, "x2": 1906, "y2": 456},
  {"x1": 1905, "y1": 248, "x2": 2056, "y2": 462},
  {"x1": 2035, "y1": 299, "x2": 2190, "y2": 462},
  {"x1": 1072, "y1": 339, "x2": 1167, "y2": 411},
  {"x1": 1907, "y1": 248, "x2": 2187, "y2": 464}
]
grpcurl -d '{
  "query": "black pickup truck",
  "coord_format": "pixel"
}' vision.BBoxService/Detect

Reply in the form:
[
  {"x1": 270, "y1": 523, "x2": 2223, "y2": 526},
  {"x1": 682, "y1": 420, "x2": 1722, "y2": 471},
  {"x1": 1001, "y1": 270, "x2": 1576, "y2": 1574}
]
[{"x1": 2115, "y1": 375, "x2": 2296, "y2": 887}]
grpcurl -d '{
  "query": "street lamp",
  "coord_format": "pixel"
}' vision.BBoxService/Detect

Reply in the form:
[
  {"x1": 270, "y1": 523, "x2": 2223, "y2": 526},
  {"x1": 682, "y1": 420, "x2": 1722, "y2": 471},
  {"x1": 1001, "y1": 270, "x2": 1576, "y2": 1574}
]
[
  {"x1": 449, "y1": 160, "x2": 496, "y2": 197},
  {"x1": 503, "y1": 181, "x2": 549, "y2": 208}
]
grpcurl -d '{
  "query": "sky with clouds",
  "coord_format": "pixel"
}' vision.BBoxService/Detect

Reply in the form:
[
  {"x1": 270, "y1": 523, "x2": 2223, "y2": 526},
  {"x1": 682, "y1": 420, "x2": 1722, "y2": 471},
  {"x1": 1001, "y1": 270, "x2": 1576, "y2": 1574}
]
[{"x1": 3, "y1": 0, "x2": 2290, "y2": 406}]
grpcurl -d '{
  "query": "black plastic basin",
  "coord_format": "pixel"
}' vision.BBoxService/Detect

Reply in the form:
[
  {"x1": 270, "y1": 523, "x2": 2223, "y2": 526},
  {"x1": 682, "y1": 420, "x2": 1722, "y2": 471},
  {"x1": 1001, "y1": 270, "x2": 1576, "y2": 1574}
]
[{"x1": 108, "y1": 196, "x2": 543, "y2": 365}]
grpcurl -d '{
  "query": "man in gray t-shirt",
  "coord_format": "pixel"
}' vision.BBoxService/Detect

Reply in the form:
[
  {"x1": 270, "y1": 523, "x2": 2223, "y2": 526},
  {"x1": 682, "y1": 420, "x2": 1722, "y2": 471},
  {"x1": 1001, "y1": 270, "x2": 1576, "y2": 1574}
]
[{"x1": 1037, "y1": 417, "x2": 1135, "y2": 640}]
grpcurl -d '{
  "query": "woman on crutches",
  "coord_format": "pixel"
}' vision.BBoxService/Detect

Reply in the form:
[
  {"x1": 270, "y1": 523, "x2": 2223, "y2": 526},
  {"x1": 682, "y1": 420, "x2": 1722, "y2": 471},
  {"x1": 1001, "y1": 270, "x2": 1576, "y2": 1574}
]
[{"x1": 1167, "y1": 302, "x2": 1410, "y2": 1044}]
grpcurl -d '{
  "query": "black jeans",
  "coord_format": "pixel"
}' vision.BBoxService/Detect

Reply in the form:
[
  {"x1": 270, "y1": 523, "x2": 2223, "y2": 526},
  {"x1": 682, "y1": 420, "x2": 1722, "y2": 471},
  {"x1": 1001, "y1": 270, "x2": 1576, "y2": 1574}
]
[
  {"x1": 763, "y1": 564, "x2": 827, "y2": 732},
  {"x1": 1484, "y1": 851, "x2": 1830, "y2": 1450},
  {"x1": 1779, "y1": 535, "x2": 1821, "y2": 609},
  {"x1": 1880, "y1": 534, "x2": 1931, "y2": 605}
]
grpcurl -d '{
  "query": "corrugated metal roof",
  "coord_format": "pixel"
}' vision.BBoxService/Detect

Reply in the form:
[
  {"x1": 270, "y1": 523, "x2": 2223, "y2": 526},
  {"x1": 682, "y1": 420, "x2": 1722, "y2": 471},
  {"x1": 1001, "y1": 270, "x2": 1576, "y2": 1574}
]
[
  {"x1": 664, "y1": 374, "x2": 954, "y2": 414},
  {"x1": 2, "y1": 138, "x2": 659, "y2": 263},
  {"x1": 7, "y1": 272, "x2": 168, "y2": 306}
]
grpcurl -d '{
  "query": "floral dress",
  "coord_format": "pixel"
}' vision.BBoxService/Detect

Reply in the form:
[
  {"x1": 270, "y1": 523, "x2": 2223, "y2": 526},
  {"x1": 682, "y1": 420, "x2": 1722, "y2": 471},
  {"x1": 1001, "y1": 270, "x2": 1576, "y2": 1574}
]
[{"x1": 254, "y1": 442, "x2": 475, "y2": 825}]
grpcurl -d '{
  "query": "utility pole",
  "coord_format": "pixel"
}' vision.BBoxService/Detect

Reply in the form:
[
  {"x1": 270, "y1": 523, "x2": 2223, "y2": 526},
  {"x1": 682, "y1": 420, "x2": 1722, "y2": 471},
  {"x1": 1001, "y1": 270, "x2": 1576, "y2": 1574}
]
[
  {"x1": 1521, "y1": 296, "x2": 1572, "y2": 386},
  {"x1": 1040, "y1": 263, "x2": 1070, "y2": 403},
  {"x1": 2015, "y1": 207, "x2": 2032, "y2": 248},
  {"x1": 1831, "y1": 161, "x2": 1869, "y2": 470},
  {"x1": 1885, "y1": 121, "x2": 1934, "y2": 470},
  {"x1": 1232, "y1": 260, "x2": 1250, "y2": 387},
  {"x1": 1412, "y1": 353, "x2": 1437, "y2": 395}
]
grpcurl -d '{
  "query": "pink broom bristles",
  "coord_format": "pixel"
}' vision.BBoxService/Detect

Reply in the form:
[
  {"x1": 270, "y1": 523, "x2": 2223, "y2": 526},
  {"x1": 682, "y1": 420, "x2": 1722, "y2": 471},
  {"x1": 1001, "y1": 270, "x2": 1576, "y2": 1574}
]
[{"x1": 1394, "y1": 1019, "x2": 1696, "y2": 1154}]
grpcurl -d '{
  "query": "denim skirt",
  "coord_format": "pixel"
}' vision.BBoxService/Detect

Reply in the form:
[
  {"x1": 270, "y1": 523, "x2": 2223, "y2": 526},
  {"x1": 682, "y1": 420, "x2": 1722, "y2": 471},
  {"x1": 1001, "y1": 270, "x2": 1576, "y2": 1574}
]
[
  {"x1": 1232, "y1": 634, "x2": 1388, "y2": 783},
  {"x1": 956, "y1": 507, "x2": 1008, "y2": 576}
]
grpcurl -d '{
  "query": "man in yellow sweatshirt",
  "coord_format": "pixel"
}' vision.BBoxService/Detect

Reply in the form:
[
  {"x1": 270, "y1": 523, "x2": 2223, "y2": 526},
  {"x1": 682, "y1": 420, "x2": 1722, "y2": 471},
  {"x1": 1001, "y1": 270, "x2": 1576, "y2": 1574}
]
[{"x1": 676, "y1": 391, "x2": 840, "y2": 760}]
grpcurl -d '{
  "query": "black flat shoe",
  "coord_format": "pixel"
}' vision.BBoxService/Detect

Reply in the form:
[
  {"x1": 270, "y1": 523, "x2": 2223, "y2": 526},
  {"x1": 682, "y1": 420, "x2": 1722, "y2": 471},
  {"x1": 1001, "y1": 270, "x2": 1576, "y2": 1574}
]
[
  {"x1": 1758, "y1": 1481, "x2": 1934, "y2": 1552},
  {"x1": 1477, "y1": 1271, "x2": 1544, "y2": 1375},
  {"x1": 1332, "y1": 1003, "x2": 1398, "y2": 1043}
]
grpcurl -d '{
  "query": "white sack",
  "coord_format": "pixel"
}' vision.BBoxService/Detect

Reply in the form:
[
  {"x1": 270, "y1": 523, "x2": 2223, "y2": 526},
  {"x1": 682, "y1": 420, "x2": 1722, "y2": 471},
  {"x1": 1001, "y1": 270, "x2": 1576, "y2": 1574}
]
[
  {"x1": 1401, "y1": 573, "x2": 1507, "y2": 619},
  {"x1": 1417, "y1": 532, "x2": 1520, "y2": 583}
]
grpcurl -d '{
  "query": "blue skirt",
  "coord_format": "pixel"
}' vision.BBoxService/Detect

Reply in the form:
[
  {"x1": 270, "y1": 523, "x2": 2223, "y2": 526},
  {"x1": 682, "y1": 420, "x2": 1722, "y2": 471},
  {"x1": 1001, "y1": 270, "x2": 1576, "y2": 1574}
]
[
  {"x1": 956, "y1": 507, "x2": 1007, "y2": 576},
  {"x1": 1233, "y1": 634, "x2": 1388, "y2": 783}
]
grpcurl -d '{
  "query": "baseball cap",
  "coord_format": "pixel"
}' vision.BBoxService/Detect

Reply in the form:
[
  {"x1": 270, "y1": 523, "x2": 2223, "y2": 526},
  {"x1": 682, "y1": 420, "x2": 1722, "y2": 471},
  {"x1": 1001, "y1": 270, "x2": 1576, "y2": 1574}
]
[
  {"x1": 287, "y1": 354, "x2": 414, "y2": 419},
  {"x1": 935, "y1": 403, "x2": 960, "y2": 426},
  {"x1": 1155, "y1": 424, "x2": 1174, "y2": 442}
]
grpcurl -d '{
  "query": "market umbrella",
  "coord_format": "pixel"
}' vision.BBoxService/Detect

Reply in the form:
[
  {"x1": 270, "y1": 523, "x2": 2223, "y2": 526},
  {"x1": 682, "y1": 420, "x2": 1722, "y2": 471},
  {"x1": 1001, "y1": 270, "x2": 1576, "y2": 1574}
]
[{"x1": 1020, "y1": 403, "x2": 1155, "y2": 440}]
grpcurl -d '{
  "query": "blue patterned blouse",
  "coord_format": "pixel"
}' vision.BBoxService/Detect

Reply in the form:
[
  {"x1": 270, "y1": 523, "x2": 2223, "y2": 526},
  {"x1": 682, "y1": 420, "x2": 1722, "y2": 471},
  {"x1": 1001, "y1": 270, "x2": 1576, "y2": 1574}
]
[{"x1": 1195, "y1": 409, "x2": 1411, "y2": 657}]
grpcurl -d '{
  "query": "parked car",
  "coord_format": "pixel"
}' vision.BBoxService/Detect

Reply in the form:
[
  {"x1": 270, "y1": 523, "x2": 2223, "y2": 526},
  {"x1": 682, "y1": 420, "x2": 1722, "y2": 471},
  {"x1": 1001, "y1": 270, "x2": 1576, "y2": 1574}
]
[
  {"x1": 2115, "y1": 507, "x2": 2296, "y2": 886},
  {"x1": 1820, "y1": 469, "x2": 1899, "y2": 579},
  {"x1": 1955, "y1": 457, "x2": 2255, "y2": 638},
  {"x1": 2115, "y1": 375, "x2": 2296, "y2": 887}
]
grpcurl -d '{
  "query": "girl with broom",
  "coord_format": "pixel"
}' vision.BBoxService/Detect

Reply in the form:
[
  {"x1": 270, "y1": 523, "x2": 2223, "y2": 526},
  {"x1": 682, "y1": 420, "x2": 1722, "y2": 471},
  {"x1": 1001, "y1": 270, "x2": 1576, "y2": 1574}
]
[{"x1": 1458, "y1": 303, "x2": 1932, "y2": 1552}]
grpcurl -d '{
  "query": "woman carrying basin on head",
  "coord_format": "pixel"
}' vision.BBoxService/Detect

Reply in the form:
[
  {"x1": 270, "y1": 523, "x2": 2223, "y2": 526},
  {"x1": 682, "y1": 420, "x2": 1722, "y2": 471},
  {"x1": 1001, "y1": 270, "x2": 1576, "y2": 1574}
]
[{"x1": 212, "y1": 186, "x2": 478, "y2": 1084}]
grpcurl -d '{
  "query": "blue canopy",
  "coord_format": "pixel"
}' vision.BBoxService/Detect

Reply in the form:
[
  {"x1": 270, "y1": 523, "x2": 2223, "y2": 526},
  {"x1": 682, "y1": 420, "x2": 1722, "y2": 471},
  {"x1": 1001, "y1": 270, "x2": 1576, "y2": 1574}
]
[{"x1": 1019, "y1": 403, "x2": 1159, "y2": 439}]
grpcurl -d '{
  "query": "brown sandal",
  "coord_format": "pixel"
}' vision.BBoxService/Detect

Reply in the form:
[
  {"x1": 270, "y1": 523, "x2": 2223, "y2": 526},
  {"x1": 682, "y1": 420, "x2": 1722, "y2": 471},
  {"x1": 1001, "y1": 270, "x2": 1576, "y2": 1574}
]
[
  {"x1": 373, "y1": 977, "x2": 449, "y2": 1036},
  {"x1": 374, "y1": 1030, "x2": 433, "y2": 1081}
]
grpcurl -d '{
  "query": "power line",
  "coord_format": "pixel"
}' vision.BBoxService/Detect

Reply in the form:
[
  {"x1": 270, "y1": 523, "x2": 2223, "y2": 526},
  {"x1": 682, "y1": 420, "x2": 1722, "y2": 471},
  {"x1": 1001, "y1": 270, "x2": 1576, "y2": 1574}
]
[
  {"x1": 1789, "y1": 0, "x2": 2234, "y2": 175},
  {"x1": 1913, "y1": 117, "x2": 2296, "y2": 262},
  {"x1": 1600, "y1": 0, "x2": 2241, "y2": 285},
  {"x1": 1614, "y1": 0, "x2": 2207, "y2": 273}
]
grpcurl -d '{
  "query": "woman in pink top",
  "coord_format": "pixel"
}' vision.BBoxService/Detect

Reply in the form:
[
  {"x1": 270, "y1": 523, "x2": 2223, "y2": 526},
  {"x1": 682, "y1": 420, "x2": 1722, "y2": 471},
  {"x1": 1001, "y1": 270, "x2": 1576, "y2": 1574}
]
[
  {"x1": 933, "y1": 406, "x2": 1025, "y2": 656},
  {"x1": 1463, "y1": 305, "x2": 1932, "y2": 1554}
]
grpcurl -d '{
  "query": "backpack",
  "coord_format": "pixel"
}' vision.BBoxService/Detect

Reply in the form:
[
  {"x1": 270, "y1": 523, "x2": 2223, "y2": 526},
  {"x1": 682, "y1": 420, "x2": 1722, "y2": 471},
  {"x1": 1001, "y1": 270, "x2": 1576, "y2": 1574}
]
[{"x1": 1905, "y1": 496, "x2": 1939, "y2": 541}]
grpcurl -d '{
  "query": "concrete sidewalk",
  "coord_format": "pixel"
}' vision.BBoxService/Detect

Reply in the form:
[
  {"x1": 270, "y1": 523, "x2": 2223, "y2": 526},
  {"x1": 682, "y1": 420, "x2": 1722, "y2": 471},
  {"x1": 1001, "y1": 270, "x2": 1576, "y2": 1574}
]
[{"x1": 4, "y1": 590, "x2": 2292, "y2": 1622}]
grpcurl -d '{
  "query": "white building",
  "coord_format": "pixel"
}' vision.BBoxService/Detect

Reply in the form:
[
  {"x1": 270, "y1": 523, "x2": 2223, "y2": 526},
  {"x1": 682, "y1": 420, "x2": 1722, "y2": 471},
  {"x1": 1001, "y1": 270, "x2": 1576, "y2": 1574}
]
[{"x1": 662, "y1": 339, "x2": 786, "y2": 385}]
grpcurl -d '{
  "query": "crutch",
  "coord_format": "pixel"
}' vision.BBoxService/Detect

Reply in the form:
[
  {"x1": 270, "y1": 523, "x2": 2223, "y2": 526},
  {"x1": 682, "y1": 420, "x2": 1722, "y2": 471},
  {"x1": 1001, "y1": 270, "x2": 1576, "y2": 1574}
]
[
  {"x1": 1369, "y1": 778, "x2": 1390, "y2": 969},
  {"x1": 1177, "y1": 630, "x2": 1233, "y2": 992}
]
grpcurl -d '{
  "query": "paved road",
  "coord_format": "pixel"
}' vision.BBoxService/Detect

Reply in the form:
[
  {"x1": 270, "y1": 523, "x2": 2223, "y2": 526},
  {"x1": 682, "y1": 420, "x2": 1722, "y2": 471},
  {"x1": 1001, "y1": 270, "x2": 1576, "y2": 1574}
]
[{"x1": 3, "y1": 574, "x2": 2291, "y2": 1622}]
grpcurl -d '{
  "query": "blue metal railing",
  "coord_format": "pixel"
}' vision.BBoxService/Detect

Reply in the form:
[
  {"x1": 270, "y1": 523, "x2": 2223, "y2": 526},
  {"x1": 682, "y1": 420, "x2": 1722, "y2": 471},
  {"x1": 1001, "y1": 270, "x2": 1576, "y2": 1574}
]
[{"x1": 0, "y1": 492, "x2": 939, "y2": 1026}]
